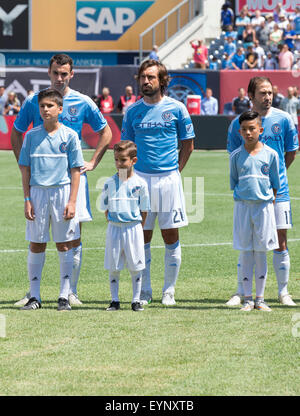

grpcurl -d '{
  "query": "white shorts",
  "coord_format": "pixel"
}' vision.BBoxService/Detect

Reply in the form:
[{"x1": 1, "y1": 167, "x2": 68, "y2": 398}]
[
  {"x1": 104, "y1": 221, "x2": 145, "y2": 272},
  {"x1": 233, "y1": 200, "x2": 279, "y2": 252},
  {"x1": 77, "y1": 173, "x2": 92, "y2": 223},
  {"x1": 26, "y1": 185, "x2": 81, "y2": 243},
  {"x1": 135, "y1": 169, "x2": 188, "y2": 230},
  {"x1": 274, "y1": 201, "x2": 292, "y2": 230}
]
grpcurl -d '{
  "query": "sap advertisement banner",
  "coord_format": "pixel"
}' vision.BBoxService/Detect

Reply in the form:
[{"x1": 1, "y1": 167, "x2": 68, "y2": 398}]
[
  {"x1": 0, "y1": 0, "x2": 29, "y2": 49},
  {"x1": 76, "y1": 0, "x2": 154, "y2": 41},
  {"x1": 236, "y1": 0, "x2": 299, "y2": 14}
]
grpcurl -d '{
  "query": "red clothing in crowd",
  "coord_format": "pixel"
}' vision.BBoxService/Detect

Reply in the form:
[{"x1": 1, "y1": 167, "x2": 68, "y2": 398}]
[{"x1": 99, "y1": 95, "x2": 114, "y2": 113}]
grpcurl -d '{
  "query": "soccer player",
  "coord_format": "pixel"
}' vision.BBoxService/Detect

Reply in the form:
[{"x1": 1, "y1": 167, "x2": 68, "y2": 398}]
[
  {"x1": 226, "y1": 76, "x2": 299, "y2": 307},
  {"x1": 18, "y1": 89, "x2": 83, "y2": 311},
  {"x1": 121, "y1": 59, "x2": 195, "y2": 306},
  {"x1": 230, "y1": 111, "x2": 280, "y2": 312},
  {"x1": 11, "y1": 54, "x2": 112, "y2": 307},
  {"x1": 101, "y1": 141, "x2": 150, "y2": 312}
]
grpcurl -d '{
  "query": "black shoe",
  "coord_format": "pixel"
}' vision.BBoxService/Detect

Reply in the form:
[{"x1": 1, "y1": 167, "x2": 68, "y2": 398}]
[
  {"x1": 57, "y1": 297, "x2": 71, "y2": 311},
  {"x1": 21, "y1": 297, "x2": 41, "y2": 310},
  {"x1": 106, "y1": 301, "x2": 120, "y2": 311},
  {"x1": 131, "y1": 302, "x2": 144, "y2": 312}
]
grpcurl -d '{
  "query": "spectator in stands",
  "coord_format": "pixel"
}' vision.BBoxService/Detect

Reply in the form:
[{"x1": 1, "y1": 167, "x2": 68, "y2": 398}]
[
  {"x1": 243, "y1": 52, "x2": 258, "y2": 69},
  {"x1": 264, "y1": 51, "x2": 278, "y2": 69},
  {"x1": 190, "y1": 39, "x2": 208, "y2": 69},
  {"x1": 209, "y1": 56, "x2": 219, "y2": 70},
  {"x1": 256, "y1": 20, "x2": 270, "y2": 51},
  {"x1": 149, "y1": 45, "x2": 160, "y2": 62},
  {"x1": 225, "y1": 24, "x2": 237, "y2": 41},
  {"x1": 253, "y1": 40, "x2": 265, "y2": 69},
  {"x1": 292, "y1": 6, "x2": 300, "y2": 34},
  {"x1": 235, "y1": 8, "x2": 251, "y2": 41},
  {"x1": 98, "y1": 87, "x2": 114, "y2": 114},
  {"x1": 278, "y1": 14, "x2": 289, "y2": 31},
  {"x1": 272, "y1": 85, "x2": 284, "y2": 108},
  {"x1": 280, "y1": 86, "x2": 300, "y2": 132},
  {"x1": 278, "y1": 43, "x2": 294, "y2": 70},
  {"x1": 251, "y1": 10, "x2": 265, "y2": 33},
  {"x1": 273, "y1": 2, "x2": 287, "y2": 23},
  {"x1": 231, "y1": 47, "x2": 245, "y2": 70},
  {"x1": 3, "y1": 91, "x2": 20, "y2": 115},
  {"x1": 221, "y1": 2, "x2": 234, "y2": 30},
  {"x1": 224, "y1": 36, "x2": 236, "y2": 56},
  {"x1": 269, "y1": 23, "x2": 283, "y2": 53},
  {"x1": 283, "y1": 23, "x2": 297, "y2": 50},
  {"x1": 221, "y1": 52, "x2": 233, "y2": 69},
  {"x1": 266, "y1": 14, "x2": 276, "y2": 32},
  {"x1": 294, "y1": 86, "x2": 300, "y2": 101},
  {"x1": 0, "y1": 85, "x2": 7, "y2": 115},
  {"x1": 200, "y1": 88, "x2": 218, "y2": 115},
  {"x1": 117, "y1": 85, "x2": 136, "y2": 114},
  {"x1": 242, "y1": 23, "x2": 257, "y2": 48},
  {"x1": 232, "y1": 87, "x2": 251, "y2": 114}
]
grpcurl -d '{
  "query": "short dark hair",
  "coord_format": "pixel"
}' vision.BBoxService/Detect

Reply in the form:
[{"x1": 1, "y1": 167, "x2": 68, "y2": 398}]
[
  {"x1": 49, "y1": 54, "x2": 73, "y2": 71},
  {"x1": 38, "y1": 88, "x2": 63, "y2": 107},
  {"x1": 239, "y1": 110, "x2": 262, "y2": 126},
  {"x1": 113, "y1": 140, "x2": 137, "y2": 159},
  {"x1": 247, "y1": 76, "x2": 272, "y2": 98},
  {"x1": 137, "y1": 59, "x2": 170, "y2": 95}
]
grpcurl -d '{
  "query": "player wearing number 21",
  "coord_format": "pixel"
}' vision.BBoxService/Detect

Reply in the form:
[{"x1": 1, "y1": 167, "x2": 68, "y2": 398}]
[{"x1": 121, "y1": 59, "x2": 195, "y2": 306}]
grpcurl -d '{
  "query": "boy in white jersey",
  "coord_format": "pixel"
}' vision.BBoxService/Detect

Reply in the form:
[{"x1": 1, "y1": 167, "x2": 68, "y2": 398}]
[
  {"x1": 18, "y1": 89, "x2": 84, "y2": 311},
  {"x1": 230, "y1": 111, "x2": 280, "y2": 311},
  {"x1": 226, "y1": 76, "x2": 298, "y2": 307},
  {"x1": 101, "y1": 141, "x2": 150, "y2": 312}
]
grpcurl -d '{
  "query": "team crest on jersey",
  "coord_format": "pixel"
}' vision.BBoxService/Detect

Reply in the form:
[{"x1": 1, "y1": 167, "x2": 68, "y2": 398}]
[
  {"x1": 271, "y1": 123, "x2": 281, "y2": 134},
  {"x1": 68, "y1": 106, "x2": 78, "y2": 116},
  {"x1": 186, "y1": 124, "x2": 193, "y2": 134},
  {"x1": 162, "y1": 111, "x2": 173, "y2": 122},
  {"x1": 261, "y1": 163, "x2": 269, "y2": 175},
  {"x1": 59, "y1": 142, "x2": 67, "y2": 153}
]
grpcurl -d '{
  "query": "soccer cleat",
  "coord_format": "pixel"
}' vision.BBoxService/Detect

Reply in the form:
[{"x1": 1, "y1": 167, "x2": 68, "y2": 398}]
[
  {"x1": 14, "y1": 292, "x2": 31, "y2": 307},
  {"x1": 162, "y1": 292, "x2": 176, "y2": 306},
  {"x1": 140, "y1": 291, "x2": 152, "y2": 306},
  {"x1": 57, "y1": 297, "x2": 71, "y2": 311},
  {"x1": 20, "y1": 297, "x2": 41, "y2": 310},
  {"x1": 279, "y1": 294, "x2": 297, "y2": 306},
  {"x1": 131, "y1": 302, "x2": 144, "y2": 312},
  {"x1": 106, "y1": 301, "x2": 120, "y2": 311},
  {"x1": 226, "y1": 293, "x2": 243, "y2": 306},
  {"x1": 68, "y1": 293, "x2": 83, "y2": 306},
  {"x1": 255, "y1": 299, "x2": 272, "y2": 312},
  {"x1": 240, "y1": 300, "x2": 254, "y2": 311}
]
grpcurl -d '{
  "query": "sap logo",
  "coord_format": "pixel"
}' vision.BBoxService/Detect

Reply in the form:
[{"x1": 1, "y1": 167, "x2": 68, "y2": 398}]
[
  {"x1": 76, "y1": 1, "x2": 154, "y2": 41},
  {"x1": 0, "y1": 4, "x2": 28, "y2": 36}
]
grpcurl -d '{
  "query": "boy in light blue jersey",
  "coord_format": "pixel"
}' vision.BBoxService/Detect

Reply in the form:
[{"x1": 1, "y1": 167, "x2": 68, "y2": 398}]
[
  {"x1": 11, "y1": 54, "x2": 112, "y2": 307},
  {"x1": 230, "y1": 111, "x2": 280, "y2": 311},
  {"x1": 121, "y1": 60, "x2": 194, "y2": 306},
  {"x1": 18, "y1": 89, "x2": 84, "y2": 311},
  {"x1": 226, "y1": 76, "x2": 298, "y2": 307},
  {"x1": 101, "y1": 141, "x2": 150, "y2": 312}
]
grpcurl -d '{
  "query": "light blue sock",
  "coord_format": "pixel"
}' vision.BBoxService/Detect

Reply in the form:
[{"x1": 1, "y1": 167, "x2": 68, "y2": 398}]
[
  {"x1": 162, "y1": 240, "x2": 181, "y2": 295},
  {"x1": 273, "y1": 249, "x2": 290, "y2": 296}
]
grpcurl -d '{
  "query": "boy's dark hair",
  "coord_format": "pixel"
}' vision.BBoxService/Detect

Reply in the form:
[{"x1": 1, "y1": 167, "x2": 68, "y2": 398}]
[
  {"x1": 137, "y1": 59, "x2": 170, "y2": 95},
  {"x1": 247, "y1": 76, "x2": 272, "y2": 98},
  {"x1": 38, "y1": 88, "x2": 63, "y2": 107},
  {"x1": 239, "y1": 110, "x2": 262, "y2": 126},
  {"x1": 114, "y1": 140, "x2": 137, "y2": 159},
  {"x1": 49, "y1": 54, "x2": 73, "y2": 71}
]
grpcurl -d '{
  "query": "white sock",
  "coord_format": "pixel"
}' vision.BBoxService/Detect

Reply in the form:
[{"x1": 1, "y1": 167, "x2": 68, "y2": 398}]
[
  {"x1": 27, "y1": 250, "x2": 45, "y2": 302},
  {"x1": 254, "y1": 251, "x2": 268, "y2": 299},
  {"x1": 109, "y1": 271, "x2": 120, "y2": 302},
  {"x1": 130, "y1": 270, "x2": 142, "y2": 303},
  {"x1": 162, "y1": 241, "x2": 181, "y2": 295},
  {"x1": 70, "y1": 243, "x2": 82, "y2": 295},
  {"x1": 240, "y1": 251, "x2": 254, "y2": 299},
  {"x1": 237, "y1": 252, "x2": 244, "y2": 296},
  {"x1": 141, "y1": 243, "x2": 152, "y2": 295},
  {"x1": 58, "y1": 250, "x2": 73, "y2": 300},
  {"x1": 273, "y1": 250, "x2": 290, "y2": 296}
]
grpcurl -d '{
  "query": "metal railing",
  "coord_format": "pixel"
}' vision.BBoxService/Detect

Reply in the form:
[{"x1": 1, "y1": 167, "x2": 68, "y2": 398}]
[{"x1": 139, "y1": 0, "x2": 203, "y2": 64}]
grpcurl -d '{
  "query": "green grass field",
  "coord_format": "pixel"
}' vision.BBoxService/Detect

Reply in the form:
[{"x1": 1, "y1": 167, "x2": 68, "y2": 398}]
[{"x1": 0, "y1": 149, "x2": 299, "y2": 396}]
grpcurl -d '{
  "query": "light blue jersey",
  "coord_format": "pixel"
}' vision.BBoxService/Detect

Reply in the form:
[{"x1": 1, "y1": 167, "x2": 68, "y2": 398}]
[
  {"x1": 230, "y1": 144, "x2": 280, "y2": 202},
  {"x1": 101, "y1": 173, "x2": 150, "y2": 223},
  {"x1": 121, "y1": 96, "x2": 195, "y2": 173},
  {"x1": 19, "y1": 124, "x2": 84, "y2": 187},
  {"x1": 227, "y1": 107, "x2": 299, "y2": 202},
  {"x1": 14, "y1": 88, "x2": 107, "y2": 139}
]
